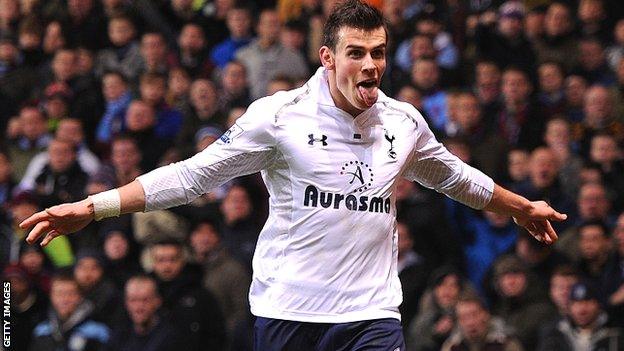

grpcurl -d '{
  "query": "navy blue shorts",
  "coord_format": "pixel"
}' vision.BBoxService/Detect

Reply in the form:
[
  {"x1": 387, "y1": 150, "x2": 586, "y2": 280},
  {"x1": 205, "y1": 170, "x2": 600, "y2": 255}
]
[{"x1": 253, "y1": 317, "x2": 405, "y2": 351}]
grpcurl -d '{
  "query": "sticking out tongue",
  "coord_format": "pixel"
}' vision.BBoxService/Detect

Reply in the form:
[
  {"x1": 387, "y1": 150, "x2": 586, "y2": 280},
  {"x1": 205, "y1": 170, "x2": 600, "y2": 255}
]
[{"x1": 358, "y1": 85, "x2": 378, "y2": 107}]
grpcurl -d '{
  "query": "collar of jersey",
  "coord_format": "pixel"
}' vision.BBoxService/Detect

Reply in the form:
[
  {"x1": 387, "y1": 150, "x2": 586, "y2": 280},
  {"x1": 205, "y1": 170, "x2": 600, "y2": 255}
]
[{"x1": 312, "y1": 67, "x2": 388, "y2": 123}]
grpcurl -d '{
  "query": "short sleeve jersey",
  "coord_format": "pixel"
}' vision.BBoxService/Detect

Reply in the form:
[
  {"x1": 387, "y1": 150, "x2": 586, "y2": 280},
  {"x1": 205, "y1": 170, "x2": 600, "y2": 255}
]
[{"x1": 138, "y1": 68, "x2": 494, "y2": 323}]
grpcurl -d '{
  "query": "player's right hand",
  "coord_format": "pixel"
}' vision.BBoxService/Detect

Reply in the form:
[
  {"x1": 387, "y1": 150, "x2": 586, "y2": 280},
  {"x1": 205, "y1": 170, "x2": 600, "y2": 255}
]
[{"x1": 20, "y1": 198, "x2": 95, "y2": 247}]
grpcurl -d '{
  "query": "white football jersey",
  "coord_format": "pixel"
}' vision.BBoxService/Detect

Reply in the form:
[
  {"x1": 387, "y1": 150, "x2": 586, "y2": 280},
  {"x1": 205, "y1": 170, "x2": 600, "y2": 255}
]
[{"x1": 138, "y1": 68, "x2": 494, "y2": 323}]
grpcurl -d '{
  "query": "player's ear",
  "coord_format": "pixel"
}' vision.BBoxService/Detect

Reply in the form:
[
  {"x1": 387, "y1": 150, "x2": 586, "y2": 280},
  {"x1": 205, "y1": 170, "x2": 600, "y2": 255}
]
[{"x1": 319, "y1": 46, "x2": 335, "y2": 70}]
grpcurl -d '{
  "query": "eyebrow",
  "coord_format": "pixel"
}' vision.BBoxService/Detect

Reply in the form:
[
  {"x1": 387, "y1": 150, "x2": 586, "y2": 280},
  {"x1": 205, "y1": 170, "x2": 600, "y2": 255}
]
[{"x1": 345, "y1": 44, "x2": 387, "y2": 50}]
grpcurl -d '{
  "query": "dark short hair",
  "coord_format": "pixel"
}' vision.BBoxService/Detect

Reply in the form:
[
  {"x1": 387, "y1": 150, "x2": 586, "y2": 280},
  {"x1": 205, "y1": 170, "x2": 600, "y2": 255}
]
[
  {"x1": 578, "y1": 220, "x2": 610, "y2": 238},
  {"x1": 322, "y1": 0, "x2": 387, "y2": 50}
]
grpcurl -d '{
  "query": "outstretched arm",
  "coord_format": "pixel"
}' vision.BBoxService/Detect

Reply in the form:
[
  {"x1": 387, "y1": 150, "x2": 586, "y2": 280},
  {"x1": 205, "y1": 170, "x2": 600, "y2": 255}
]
[
  {"x1": 484, "y1": 184, "x2": 567, "y2": 244},
  {"x1": 21, "y1": 180, "x2": 145, "y2": 246}
]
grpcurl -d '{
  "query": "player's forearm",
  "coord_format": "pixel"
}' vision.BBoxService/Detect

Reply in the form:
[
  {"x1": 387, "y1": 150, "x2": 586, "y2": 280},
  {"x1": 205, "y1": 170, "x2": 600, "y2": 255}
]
[
  {"x1": 483, "y1": 184, "x2": 533, "y2": 218},
  {"x1": 86, "y1": 180, "x2": 146, "y2": 220},
  {"x1": 118, "y1": 180, "x2": 146, "y2": 214}
]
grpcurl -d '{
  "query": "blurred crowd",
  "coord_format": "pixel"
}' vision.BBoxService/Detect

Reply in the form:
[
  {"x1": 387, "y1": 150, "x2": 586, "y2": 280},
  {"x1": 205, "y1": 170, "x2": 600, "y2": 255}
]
[{"x1": 0, "y1": 0, "x2": 624, "y2": 350}]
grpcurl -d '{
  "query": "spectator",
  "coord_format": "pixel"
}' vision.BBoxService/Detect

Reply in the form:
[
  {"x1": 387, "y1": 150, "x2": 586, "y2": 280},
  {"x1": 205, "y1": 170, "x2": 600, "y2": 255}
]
[
  {"x1": 7, "y1": 105, "x2": 51, "y2": 180},
  {"x1": 396, "y1": 220, "x2": 428, "y2": 332},
  {"x1": 235, "y1": 9, "x2": 309, "y2": 99},
  {"x1": 220, "y1": 184, "x2": 259, "y2": 270},
  {"x1": 575, "y1": 85, "x2": 624, "y2": 156},
  {"x1": 176, "y1": 79, "x2": 224, "y2": 158},
  {"x1": 536, "y1": 61, "x2": 566, "y2": 118},
  {"x1": 107, "y1": 275, "x2": 182, "y2": 351},
  {"x1": 19, "y1": 118, "x2": 100, "y2": 193},
  {"x1": 533, "y1": 2, "x2": 578, "y2": 71},
  {"x1": 91, "y1": 135, "x2": 143, "y2": 193},
  {"x1": 210, "y1": 5, "x2": 253, "y2": 69},
  {"x1": 101, "y1": 228, "x2": 142, "y2": 290},
  {"x1": 33, "y1": 138, "x2": 88, "y2": 208},
  {"x1": 95, "y1": 70, "x2": 132, "y2": 146},
  {"x1": 457, "y1": 210, "x2": 518, "y2": 295},
  {"x1": 266, "y1": 75, "x2": 295, "y2": 95},
  {"x1": 29, "y1": 271, "x2": 110, "y2": 351},
  {"x1": 138, "y1": 31, "x2": 173, "y2": 77},
  {"x1": 505, "y1": 148, "x2": 530, "y2": 187},
  {"x1": 189, "y1": 220, "x2": 250, "y2": 338},
  {"x1": 137, "y1": 72, "x2": 183, "y2": 141},
  {"x1": 588, "y1": 133, "x2": 624, "y2": 212},
  {"x1": 573, "y1": 37, "x2": 615, "y2": 86},
  {"x1": 537, "y1": 281, "x2": 623, "y2": 351},
  {"x1": 472, "y1": 60, "x2": 502, "y2": 122},
  {"x1": 0, "y1": 149, "x2": 14, "y2": 212},
  {"x1": 473, "y1": 1, "x2": 536, "y2": 75},
  {"x1": 410, "y1": 58, "x2": 450, "y2": 134},
  {"x1": 122, "y1": 100, "x2": 170, "y2": 171},
  {"x1": 543, "y1": 117, "x2": 583, "y2": 200},
  {"x1": 166, "y1": 66, "x2": 191, "y2": 112},
  {"x1": 407, "y1": 267, "x2": 471, "y2": 351},
  {"x1": 441, "y1": 292, "x2": 524, "y2": 351},
  {"x1": 2, "y1": 264, "x2": 48, "y2": 351},
  {"x1": 396, "y1": 178, "x2": 458, "y2": 270},
  {"x1": 489, "y1": 255, "x2": 556, "y2": 350},
  {"x1": 149, "y1": 239, "x2": 226, "y2": 351},
  {"x1": 575, "y1": 221, "x2": 615, "y2": 298},
  {"x1": 175, "y1": 23, "x2": 213, "y2": 78},
  {"x1": 556, "y1": 182, "x2": 613, "y2": 261},
  {"x1": 94, "y1": 14, "x2": 142, "y2": 81},
  {"x1": 511, "y1": 231, "x2": 571, "y2": 291},
  {"x1": 19, "y1": 243, "x2": 52, "y2": 294},
  {"x1": 217, "y1": 60, "x2": 251, "y2": 114},
  {"x1": 605, "y1": 212, "x2": 624, "y2": 325},
  {"x1": 547, "y1": 265, "x2": 580, "y2": 319},
  {"x1": 606, "y1": 19, "x2": 624, "y2": 72},
  {"x1": 449, "y1": 91, "x2": 507, "y2": 177},
  {"x1": 512, "y1": 147, "x2": 575, "y2": 231},
  {"x1": 611, "y1": 57, "x2": 624, "y2": 120},
  {"x1": 563, "y1": 74, "x2": 588, "y2": 122},
  {"x1": 577, "y1": 0, "x2": 610, "y2": 43},
  {"x1": 73, "y1": 249, "x2": 123, "y2": 328},
  {"x1": 495, "y1": 66, "x2": 546, "y2": 150},
  {"x1": 62, "y1": 0, "x2": 107, "y2": 50}
]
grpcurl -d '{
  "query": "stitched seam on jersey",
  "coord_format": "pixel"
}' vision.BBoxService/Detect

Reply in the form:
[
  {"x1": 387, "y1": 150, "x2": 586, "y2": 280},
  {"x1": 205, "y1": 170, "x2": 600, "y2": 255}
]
[
  {"x1": 274, "y1": 83, "x2": 311, "y2": 122},
  {"x1": 185, "y1": 150, "x2": 276, "y2": 193},
  {"x1": 276, "y1": 148, "x2": 291, "y2": 274},
  {"x1": 383, "y1": 102, "x2": 418, "y2": 125},
  {"x1": 407, "y1": 152, "x2": 492, "y2": 197}
]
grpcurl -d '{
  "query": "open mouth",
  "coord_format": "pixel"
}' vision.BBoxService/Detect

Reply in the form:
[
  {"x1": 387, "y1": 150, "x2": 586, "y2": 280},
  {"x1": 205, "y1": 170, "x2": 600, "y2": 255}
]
[
  {"x1": 356, "y1": 78, "x2": 379, "y2": 107},
  {"x1": 357, "y1": 78, "x2": 378, "y2": 88}
]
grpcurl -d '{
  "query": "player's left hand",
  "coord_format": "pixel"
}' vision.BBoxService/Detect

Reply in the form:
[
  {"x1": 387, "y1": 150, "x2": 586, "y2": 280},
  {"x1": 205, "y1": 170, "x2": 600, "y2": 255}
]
[{"x1": 512, "y1": 200, "x2": 567, "y2": 245}]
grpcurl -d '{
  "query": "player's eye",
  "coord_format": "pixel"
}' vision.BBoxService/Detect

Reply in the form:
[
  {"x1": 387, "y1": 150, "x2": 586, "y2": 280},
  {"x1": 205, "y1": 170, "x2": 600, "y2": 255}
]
[
  {"x1": 348, "y1": 50, "x2": 363, "y2": 58},
  {"x1": 371, "y1": 50, "x2": 385, "y2": 59}
]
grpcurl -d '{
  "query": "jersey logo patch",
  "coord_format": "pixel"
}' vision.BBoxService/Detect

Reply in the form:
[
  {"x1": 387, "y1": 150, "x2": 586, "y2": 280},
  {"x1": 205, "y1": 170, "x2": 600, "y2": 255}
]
[
  {"x1": 219, "y1": 123, "x2": 244, "y2": 144},
  {"x1": 384, "y1": 128, "x2": 397, "y2": 159},
  {"x1": 308, "y1": 133, "x2": 328, "y2": 146},
  {"x1": 340, "y1": 161, "x2": 373, "y2": 192}
]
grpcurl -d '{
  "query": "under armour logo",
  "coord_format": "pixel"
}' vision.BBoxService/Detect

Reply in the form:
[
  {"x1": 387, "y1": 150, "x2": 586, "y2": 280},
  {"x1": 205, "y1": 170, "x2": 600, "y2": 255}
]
[
  {"x1": 308, "y1": 134, "x2": 328, "y2": 146},
  {"x1": 384, "y1": 129, "x2": 396, "y2": 159}
]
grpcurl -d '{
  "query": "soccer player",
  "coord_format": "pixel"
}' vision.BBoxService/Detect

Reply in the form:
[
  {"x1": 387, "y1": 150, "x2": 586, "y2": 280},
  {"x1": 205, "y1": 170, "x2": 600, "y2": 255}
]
[{"x1": 21, "y1": 1, "x2": 566, "y2": 349}]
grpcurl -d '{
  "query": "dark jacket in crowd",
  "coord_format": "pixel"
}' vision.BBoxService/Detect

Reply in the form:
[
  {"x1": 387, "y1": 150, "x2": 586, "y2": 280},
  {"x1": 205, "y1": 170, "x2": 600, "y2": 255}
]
[
  {"x1": 29, "y1": 301, "x2": 110, "y2": 351},
  {"x1": 107, "y1": 317, "x2": 182, "y2": 351},
  {"x1": 10, "y1": 288, "x2": 48, "y2": 351},
  {"x1": 156, "y1": 265, "x2": 226, "y2": 351},
  {"x1": 34, "y1": 162, "x2": 89, "y2": 208},
  {"x1": 537, "y1": 313, "x2": 623, "y2": 351}
]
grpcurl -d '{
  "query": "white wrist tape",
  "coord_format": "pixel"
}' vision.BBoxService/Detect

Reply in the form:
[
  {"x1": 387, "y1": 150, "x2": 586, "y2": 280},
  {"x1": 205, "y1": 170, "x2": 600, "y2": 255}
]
[{"x1": 89, "y1": 189, "x2": 121, "y2": 221}]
